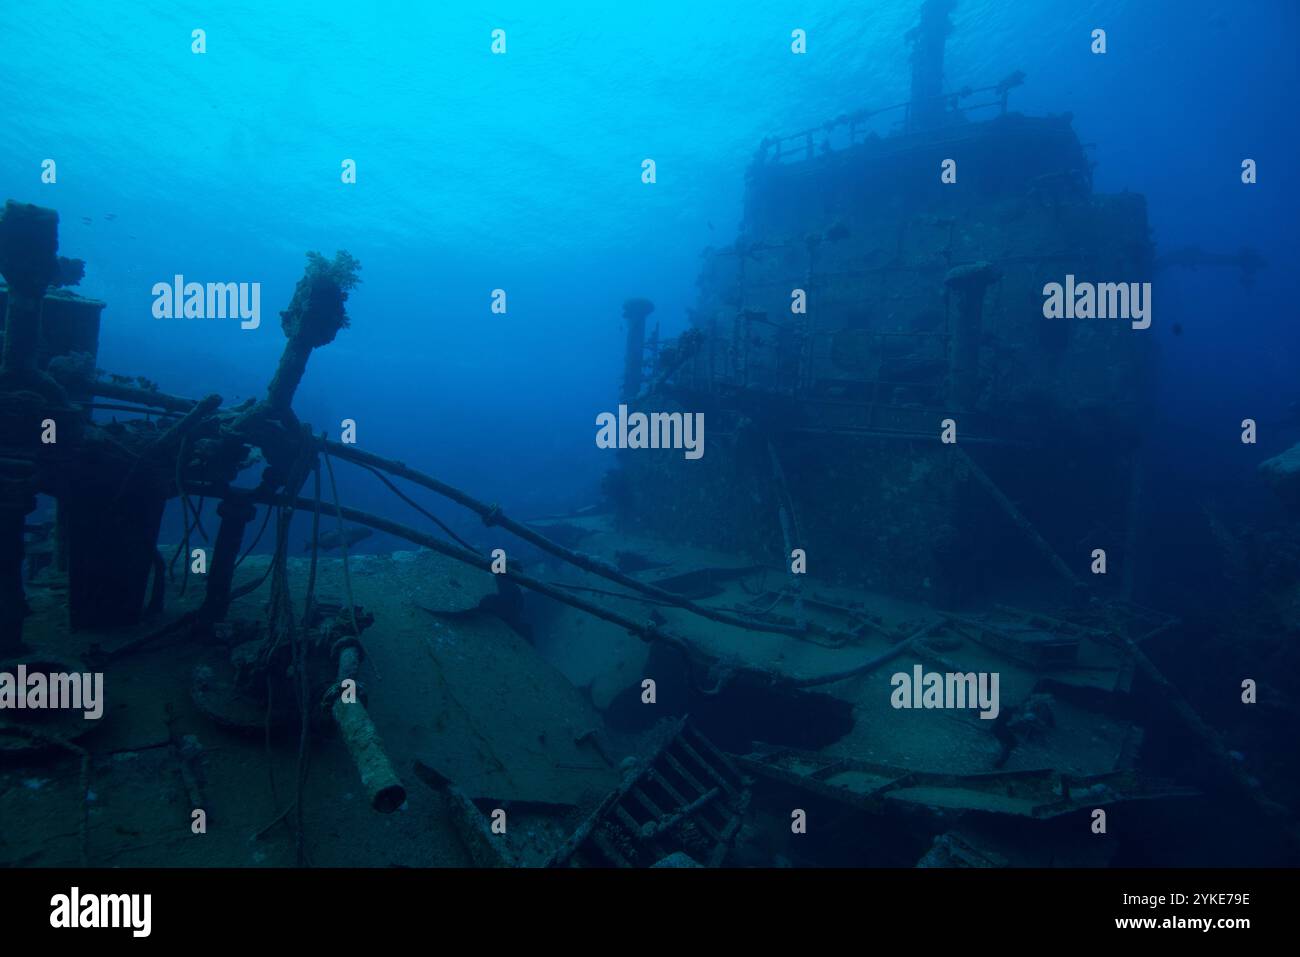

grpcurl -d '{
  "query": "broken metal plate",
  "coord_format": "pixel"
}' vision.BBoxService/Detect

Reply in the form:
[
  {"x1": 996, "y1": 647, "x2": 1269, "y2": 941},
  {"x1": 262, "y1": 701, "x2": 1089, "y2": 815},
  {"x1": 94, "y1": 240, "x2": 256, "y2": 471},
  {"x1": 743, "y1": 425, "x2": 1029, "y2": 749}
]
[{"x1": 739, "y1": 746, "x2": 1198, "y2": 820}]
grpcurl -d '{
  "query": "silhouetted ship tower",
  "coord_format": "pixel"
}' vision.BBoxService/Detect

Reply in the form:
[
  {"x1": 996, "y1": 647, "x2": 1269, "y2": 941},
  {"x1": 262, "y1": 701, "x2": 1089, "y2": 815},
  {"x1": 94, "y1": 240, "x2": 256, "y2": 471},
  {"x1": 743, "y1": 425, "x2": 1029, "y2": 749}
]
[{"x1": 614, "y1": 0, "x2": 1155, "y2": 607}]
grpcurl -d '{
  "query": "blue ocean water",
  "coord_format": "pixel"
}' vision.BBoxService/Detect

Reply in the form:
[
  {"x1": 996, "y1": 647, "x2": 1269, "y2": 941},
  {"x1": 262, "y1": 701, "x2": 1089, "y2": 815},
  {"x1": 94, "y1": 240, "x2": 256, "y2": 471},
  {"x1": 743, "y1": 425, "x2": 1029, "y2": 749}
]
[{"x1": 3, "y1": 0, "x2": 1297, "y2": 553}]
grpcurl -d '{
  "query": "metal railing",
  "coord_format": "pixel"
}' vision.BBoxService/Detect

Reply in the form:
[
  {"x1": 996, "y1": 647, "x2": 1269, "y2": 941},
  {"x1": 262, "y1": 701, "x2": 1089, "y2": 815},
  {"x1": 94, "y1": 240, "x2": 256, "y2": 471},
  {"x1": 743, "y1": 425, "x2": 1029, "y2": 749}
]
[{"x1": 754, "y1": 71, "x2": 1025, "y2": 166}]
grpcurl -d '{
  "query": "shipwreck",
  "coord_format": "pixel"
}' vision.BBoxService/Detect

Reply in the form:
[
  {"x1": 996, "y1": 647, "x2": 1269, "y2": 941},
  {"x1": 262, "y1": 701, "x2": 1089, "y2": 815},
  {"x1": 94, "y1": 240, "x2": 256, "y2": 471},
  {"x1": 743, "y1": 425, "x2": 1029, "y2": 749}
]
[{"x1": 0, "y1": 0, "x2": 1292, "y2": 868}]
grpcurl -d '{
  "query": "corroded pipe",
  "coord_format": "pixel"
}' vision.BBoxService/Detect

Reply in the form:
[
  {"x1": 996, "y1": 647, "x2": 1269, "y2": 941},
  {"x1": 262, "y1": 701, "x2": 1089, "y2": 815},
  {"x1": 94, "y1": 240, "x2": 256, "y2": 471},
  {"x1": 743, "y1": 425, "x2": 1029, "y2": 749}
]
[
  {"x1": 266, "y1": 252, "x2": 360, "y2": 415},
  {"x1": 621, "y1": 298, "x2": 654, "y2": 403},
  {"x1": 201, "y1": 495, "x2": 258, "y2": 621},
  {"x1": 331, "y1": 642, "x2": 405, "y2": 813}
]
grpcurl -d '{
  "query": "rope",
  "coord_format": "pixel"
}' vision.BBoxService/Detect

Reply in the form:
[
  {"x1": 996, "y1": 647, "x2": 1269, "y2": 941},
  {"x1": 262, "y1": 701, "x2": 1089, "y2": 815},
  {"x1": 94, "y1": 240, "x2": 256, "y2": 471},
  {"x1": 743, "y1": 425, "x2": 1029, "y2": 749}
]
[
  {"x1": 264, "y1": 672, "x2": 279, "y2": 808},
  {"x1": 234, "y1": 504, "x2": 273, "y2": 570},
  {"x1": 302, "y1": 456, "x2": 322, "y2": 626},
  {"x1": 176, "y1": 436, "x2": 191, "y2": 596},
  {"x1": 356, "y1": 460, "x2": 475, "y2": 551},
  {"x1": 256, "y1": 435, "x2": 318, "y2": 855},
  {"x1": 191, "y1": 495, "x2": 210, "y2": 542},
  {"x1": 317, "y1": 438, "x2": 858, "y2": 643},
  {"x1": 291, "y1": 546, "x2": 311, "y2": 867},
  {"x1": 785, "y1": 619, "x2": 945, "y2": 688},
  {"x1": 321, "y1": 441, "x2": 362, "y2": 640}
]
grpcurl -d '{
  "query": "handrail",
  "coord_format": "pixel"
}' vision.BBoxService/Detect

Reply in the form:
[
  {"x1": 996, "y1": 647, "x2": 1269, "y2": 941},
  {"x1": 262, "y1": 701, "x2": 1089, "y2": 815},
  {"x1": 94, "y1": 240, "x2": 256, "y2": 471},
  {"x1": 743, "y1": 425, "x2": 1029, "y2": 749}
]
[{"x1": 756, "y1": 71, "x2": 1025, "y2": 165}]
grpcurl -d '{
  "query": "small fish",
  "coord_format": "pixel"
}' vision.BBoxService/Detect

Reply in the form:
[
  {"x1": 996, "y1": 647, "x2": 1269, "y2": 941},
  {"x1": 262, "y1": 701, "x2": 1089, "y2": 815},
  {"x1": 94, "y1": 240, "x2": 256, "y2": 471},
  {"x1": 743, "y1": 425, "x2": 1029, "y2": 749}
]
[
  {"x1": 104, "y1": 212, "x2": 117, "y2": 221},
  {"x1": 80, "y1": 216, "x2": 92, "y2": 225},
  {"x1": 306, "y1": 526, "x2": 373, "y2": 552},
  {"x1": 1171, "y1": 322, "x2": 1183, "y2": 336}
]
